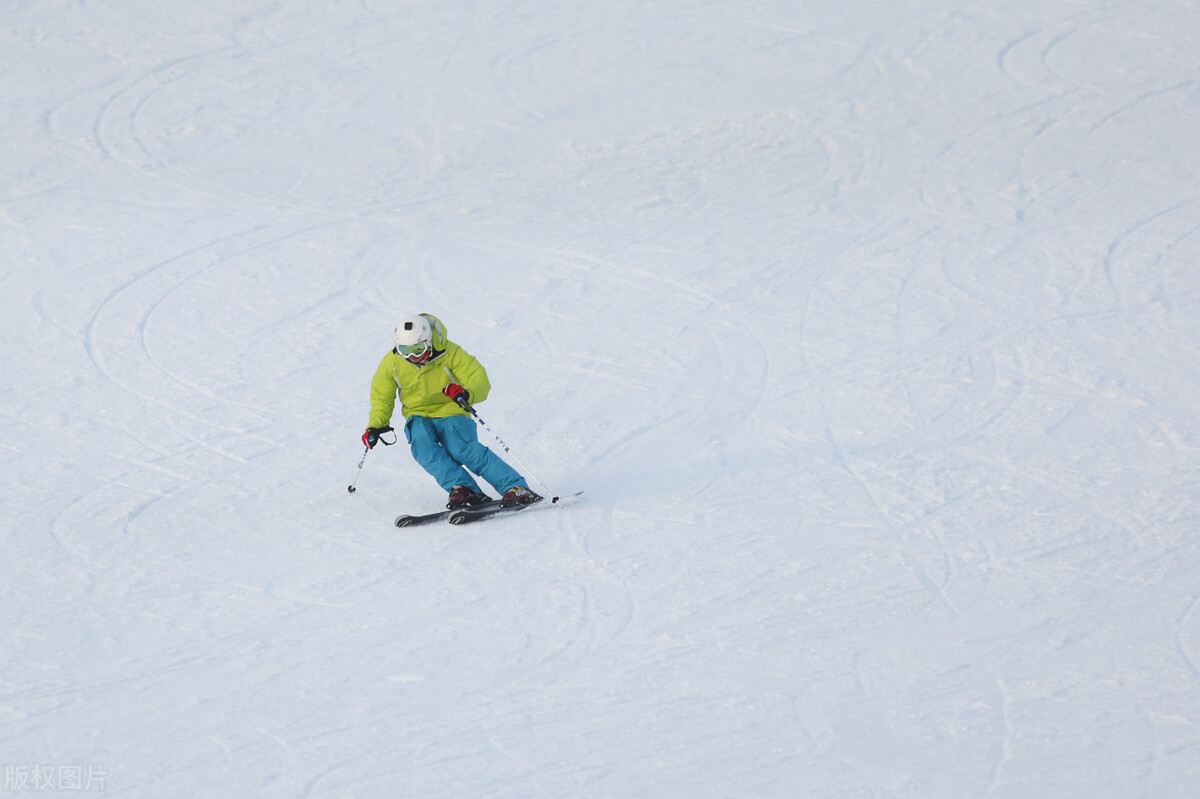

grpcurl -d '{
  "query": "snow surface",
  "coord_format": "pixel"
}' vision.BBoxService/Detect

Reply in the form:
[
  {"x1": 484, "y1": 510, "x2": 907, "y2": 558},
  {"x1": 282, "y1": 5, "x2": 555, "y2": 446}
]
[{"x1": 4, "y1": 1, "x2": 1200, "y2": 796}]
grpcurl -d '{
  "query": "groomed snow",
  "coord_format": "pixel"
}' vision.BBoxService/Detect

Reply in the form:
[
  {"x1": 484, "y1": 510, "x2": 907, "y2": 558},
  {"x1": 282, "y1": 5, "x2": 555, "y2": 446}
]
[{"x1": 4, "y1": 1, "x2": 1200, "y2": 796}]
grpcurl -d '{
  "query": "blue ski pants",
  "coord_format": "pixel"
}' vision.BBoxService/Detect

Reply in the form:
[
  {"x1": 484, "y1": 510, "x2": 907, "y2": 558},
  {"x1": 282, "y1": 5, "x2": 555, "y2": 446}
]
[{"x1": 404, "y1": 414, "x2": 526, "y2": 495}]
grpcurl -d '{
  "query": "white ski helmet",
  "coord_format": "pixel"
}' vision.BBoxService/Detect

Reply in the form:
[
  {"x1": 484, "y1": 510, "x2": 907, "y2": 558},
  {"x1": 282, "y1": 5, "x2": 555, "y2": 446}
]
[{"x1": 394, "y1": 314, "x2": 433, "y2": 359}]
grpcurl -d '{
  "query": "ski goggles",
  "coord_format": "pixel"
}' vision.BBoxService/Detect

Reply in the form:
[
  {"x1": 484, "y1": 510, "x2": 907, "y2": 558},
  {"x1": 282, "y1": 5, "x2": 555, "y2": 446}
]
[{"x1": 396, "y1": 341, "x2": 431, "y2": 358}]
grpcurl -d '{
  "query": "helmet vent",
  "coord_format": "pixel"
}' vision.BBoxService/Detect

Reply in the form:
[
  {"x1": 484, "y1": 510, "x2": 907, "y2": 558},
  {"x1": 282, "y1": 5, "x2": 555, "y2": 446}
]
[{"x1": 404, "y1": 322, "x2": 414, "y2": 330}]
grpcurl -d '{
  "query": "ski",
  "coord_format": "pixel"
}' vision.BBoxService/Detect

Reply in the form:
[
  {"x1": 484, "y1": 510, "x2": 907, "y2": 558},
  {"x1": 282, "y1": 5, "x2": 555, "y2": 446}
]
[
  {"x1": 394, "y1": 499, "x2": 501, "y2": 528},
  {"x1": 395, "y1": 491, "x2": 582, "y2": 528},
  {"x1": 447, "y1": 491, "x2": 583, "y2": 525}
]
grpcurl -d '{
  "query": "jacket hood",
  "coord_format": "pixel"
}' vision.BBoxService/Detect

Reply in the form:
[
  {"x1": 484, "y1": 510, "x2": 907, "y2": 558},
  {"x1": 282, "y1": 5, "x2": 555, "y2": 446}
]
[{"x1": 420, "y1": 313, "x2": 448, "y2": 351}]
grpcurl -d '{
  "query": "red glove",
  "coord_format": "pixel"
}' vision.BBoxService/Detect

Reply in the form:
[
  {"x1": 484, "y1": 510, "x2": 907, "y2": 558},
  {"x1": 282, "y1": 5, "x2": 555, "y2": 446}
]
[
  {"x1": 443, "y1": 383, "x2": 470, "y2": 405},
  {"x1": 362, "y1": 426, "x2": 393, "y2": 448}
]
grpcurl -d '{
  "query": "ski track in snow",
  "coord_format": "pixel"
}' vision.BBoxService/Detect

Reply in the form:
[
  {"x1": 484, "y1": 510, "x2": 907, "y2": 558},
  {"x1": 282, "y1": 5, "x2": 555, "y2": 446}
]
[{"x1": 4, "y1": 0, "x2": 1200, "y2": 796}]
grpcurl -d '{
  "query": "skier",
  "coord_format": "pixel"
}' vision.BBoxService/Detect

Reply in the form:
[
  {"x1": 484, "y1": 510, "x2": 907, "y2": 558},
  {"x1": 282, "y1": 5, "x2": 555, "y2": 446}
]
[{"x1": 361, "y1": 313, "x2": 541, "y2": 510}]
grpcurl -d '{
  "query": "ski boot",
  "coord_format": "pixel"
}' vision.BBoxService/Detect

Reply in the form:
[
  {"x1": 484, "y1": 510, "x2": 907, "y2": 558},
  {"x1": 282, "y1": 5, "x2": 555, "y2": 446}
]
[
  {"x1": 447, "y1": 485, "x2": 490, "y2": 510},
  {"x1": 499, "y1": 486, "x2": 541, "y2": 508}
]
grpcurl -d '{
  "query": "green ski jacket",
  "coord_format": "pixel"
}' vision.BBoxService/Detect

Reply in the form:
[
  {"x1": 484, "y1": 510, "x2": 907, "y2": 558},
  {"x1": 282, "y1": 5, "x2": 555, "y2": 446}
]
[{"x1": 367, "y1": 314, "x2": 491, "y2": 429}]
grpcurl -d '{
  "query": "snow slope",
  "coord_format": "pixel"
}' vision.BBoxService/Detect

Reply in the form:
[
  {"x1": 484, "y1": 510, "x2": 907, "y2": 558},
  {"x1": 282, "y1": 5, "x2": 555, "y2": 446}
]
[{"x1": 4, "y1": 0, "x2": 1200, "y2": 796}]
